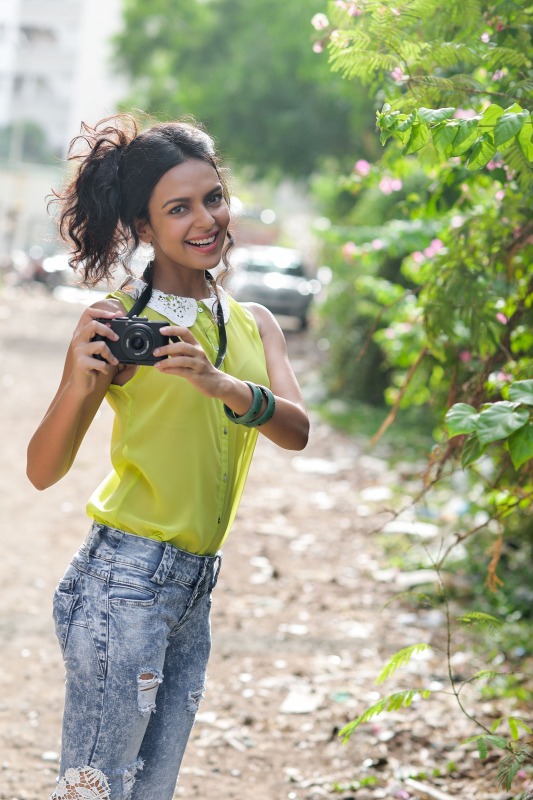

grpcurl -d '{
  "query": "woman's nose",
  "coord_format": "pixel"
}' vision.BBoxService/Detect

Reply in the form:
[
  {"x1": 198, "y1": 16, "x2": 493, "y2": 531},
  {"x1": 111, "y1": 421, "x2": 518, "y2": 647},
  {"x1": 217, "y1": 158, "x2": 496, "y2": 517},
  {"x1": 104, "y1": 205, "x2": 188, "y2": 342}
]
[{"x1": 193, "y1": 203, "x2": 216, "y2": 228}]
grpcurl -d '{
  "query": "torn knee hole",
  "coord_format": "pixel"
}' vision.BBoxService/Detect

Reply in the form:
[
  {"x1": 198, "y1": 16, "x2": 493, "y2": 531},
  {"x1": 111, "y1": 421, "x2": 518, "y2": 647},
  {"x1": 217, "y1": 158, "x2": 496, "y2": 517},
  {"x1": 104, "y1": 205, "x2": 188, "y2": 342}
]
[
  {"x1": 53, "y1": 766, "x2": 110, "y2": 799},
  {"x1": 137, "y1": 668, "x2": 163, "y2": 713},
  {"x1": 187, "y1": 685, "x2": 205, "y2": 714}
]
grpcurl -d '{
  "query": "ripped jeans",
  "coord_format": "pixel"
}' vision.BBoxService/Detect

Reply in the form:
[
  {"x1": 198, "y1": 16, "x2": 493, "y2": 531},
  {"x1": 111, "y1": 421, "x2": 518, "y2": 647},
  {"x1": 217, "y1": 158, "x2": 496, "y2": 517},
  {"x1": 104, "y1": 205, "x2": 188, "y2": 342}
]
[{"x1": 51, "y1": 523, "x2": 221, "y2": 800}]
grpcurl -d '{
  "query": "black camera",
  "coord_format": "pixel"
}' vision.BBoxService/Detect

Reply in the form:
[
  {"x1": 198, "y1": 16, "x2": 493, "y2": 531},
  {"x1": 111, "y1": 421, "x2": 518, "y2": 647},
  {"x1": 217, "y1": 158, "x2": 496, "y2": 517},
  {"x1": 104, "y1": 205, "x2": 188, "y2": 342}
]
[{"x1": 94, "y1": 317, "x2": 172, "y2": 365}]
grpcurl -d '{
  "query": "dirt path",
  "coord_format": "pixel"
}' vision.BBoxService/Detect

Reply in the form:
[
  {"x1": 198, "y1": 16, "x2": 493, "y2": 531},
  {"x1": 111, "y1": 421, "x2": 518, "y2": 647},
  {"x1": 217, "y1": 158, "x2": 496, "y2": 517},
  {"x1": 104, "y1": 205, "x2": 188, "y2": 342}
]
[{"x1": 0, "y1": 286, "x2": 522, "y2": 800}]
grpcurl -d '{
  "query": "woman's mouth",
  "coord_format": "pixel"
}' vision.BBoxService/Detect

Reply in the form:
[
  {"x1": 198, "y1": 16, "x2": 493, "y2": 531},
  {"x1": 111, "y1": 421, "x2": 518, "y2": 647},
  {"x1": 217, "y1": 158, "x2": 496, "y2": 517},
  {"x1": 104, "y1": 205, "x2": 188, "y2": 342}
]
[{"x1": 185, "y1": 232, "x2": 220, "y2": 253}]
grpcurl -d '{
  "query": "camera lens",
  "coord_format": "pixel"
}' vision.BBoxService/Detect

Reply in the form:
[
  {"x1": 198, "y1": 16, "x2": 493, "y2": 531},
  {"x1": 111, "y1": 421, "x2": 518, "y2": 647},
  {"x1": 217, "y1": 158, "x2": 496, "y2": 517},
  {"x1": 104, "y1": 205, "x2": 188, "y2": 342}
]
[
  {"x1": 130, "y1": 335, "x2": 145, "y2": 352},
  {"x1": 123, "y1": 323, "x2": 153, "y2": 359}
]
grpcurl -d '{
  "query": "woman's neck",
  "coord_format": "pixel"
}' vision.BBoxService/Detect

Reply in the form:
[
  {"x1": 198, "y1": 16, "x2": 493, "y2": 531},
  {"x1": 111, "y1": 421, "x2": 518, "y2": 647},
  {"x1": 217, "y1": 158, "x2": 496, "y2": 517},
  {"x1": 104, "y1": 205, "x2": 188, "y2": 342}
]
[{"x1": 150, "y1": 268, "x2": 212, "y2": 300}]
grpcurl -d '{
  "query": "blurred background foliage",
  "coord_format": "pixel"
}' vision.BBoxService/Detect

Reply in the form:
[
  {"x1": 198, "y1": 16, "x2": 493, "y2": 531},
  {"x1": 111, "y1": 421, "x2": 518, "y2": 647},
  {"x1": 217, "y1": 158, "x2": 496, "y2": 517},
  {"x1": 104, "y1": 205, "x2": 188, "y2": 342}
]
[{"x1": 114, "y1": 0, "x2": 379, "y2": 177}]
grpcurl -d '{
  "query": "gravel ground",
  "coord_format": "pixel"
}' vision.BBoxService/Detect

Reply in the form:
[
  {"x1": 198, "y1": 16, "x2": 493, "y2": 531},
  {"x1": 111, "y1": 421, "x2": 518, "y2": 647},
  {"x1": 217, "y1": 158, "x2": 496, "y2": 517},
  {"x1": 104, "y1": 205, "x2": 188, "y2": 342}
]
[{"x1": 0, "y1": 285, "x2": 530, "y2": 800}]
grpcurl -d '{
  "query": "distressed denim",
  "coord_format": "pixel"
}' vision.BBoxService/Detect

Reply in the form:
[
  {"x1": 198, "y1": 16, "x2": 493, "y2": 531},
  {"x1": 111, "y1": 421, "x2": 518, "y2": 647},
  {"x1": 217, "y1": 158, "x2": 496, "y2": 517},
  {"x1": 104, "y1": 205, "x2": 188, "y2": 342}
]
[{"x1": 51, "y1": 523, "x2": 221, "y2": 800}]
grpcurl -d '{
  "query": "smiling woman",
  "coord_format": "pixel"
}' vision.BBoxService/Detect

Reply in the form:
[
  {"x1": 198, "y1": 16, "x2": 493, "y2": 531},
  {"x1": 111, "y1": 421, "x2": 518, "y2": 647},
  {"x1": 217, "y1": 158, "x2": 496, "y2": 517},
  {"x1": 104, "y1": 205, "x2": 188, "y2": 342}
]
[{"x1": 27, "y1": 114, "x2": 309, "y2": 800}]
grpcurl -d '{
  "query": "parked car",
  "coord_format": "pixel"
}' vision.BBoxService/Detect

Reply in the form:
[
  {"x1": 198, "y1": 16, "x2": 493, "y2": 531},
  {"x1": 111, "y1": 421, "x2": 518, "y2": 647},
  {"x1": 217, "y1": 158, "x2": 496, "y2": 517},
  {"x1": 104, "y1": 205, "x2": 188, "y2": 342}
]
[{"x1": 228, "y1": 245, "x2": 321, "y2": 329}]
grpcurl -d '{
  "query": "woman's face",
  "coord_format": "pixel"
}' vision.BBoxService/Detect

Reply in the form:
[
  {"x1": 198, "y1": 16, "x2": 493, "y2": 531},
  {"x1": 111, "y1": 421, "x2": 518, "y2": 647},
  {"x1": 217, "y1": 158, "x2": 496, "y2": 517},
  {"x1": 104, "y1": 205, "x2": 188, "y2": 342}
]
[{"x1": 138, "y1": 158, "x2": 230, "y2": 274}]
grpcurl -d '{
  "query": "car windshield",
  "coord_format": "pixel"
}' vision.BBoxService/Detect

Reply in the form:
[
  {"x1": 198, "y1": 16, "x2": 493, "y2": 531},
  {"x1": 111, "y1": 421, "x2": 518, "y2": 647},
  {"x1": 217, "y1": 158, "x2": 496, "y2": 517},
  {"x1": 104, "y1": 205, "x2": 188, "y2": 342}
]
[{"x1": 237, "y1": 252, "x2": 305, "y2": 277}]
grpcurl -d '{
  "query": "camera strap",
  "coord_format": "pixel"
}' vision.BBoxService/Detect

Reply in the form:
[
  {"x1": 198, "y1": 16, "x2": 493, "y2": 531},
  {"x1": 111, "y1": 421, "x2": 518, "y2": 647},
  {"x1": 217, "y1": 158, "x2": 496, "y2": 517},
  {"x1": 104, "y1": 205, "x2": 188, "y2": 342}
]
[{"x1": 126, "y1": 264, "x2": 227, "y2": 369}]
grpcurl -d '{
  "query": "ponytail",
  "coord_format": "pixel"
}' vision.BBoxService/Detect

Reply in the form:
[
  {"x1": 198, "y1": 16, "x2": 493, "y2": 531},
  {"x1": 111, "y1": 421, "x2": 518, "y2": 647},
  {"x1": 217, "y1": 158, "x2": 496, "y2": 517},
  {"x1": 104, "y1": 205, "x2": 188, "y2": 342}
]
[{"x1": 51, "y1": 116, "x2": 139, "y2": 286}]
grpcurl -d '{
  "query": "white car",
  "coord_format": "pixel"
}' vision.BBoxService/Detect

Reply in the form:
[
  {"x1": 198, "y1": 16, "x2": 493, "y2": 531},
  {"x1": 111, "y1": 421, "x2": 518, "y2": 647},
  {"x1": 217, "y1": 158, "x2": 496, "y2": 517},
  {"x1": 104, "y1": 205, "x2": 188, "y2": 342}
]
[{"x1": 228, "y1": 246, "x2": 321, "y2": 329}]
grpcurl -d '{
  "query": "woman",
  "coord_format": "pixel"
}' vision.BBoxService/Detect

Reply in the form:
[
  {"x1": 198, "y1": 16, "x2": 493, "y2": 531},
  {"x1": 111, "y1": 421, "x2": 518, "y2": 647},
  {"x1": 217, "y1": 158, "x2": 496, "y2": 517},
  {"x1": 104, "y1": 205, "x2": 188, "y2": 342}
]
[{"x1": 27, "y1": 114, "x2": 309, "y2": 800}]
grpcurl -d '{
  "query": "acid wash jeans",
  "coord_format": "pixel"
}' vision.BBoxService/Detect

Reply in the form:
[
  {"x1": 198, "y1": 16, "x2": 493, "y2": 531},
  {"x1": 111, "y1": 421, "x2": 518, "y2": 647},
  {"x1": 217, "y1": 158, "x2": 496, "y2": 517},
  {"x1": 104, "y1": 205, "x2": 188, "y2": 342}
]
[{"x1": 51, "y1": 522, "x2": 221, "y2": 800}]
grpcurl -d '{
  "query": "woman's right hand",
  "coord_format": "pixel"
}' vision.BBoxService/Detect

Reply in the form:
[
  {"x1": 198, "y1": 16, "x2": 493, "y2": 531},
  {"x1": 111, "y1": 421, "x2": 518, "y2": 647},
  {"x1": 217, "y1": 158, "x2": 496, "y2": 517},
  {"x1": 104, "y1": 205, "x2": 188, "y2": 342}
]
[
  {"x1": 27, "y1": 301, "x2": 126, "y2": 489},
  {"x1": 67, "y1": 306, "x2": 122, "y2": 395}
]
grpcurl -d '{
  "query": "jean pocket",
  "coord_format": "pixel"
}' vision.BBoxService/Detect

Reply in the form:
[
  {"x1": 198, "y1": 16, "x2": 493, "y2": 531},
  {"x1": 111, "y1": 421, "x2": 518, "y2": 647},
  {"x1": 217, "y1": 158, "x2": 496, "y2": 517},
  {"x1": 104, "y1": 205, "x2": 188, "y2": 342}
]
[
  {"x1": 109, "y1": 581, "x2": 157, "y2": 607},
  {"x1": 52, "y1": 582, "x2": 78, "y2": 654}
]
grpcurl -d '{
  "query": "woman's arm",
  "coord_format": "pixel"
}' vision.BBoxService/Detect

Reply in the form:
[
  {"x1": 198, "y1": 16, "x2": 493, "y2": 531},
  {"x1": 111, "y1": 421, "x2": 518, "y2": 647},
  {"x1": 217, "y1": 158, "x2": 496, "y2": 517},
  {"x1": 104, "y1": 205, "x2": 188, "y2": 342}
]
[
  {"x1": 242, "y1": 303, "x2": 309, "y2": 450},
  {"x1": 153, "y1": 303, "x2": 310, "y2": 451},
  {"x1": 26, "y1": 300, "x2": 124, "y2": 489}
]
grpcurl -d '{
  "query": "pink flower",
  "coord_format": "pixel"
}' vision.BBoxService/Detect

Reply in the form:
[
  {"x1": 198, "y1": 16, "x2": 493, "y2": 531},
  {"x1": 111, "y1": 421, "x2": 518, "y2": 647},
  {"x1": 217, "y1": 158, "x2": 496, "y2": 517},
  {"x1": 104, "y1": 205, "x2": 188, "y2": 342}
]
[
  {"x1": 342, "y1": 241, "x2": 358, "y2": 259},
  {"x1": 454, "y1": 108, "x2": 477, "y2": 119},
  {"x1": 459, "y1": 351, "x2": 472, "y2": 363},
  {"x1": 313, "y1": 41, "x2": 324, "y2": 53},
  {"x1": 391, "y1": 7, "x2": 401, "y2": 15},
  {"x1": 349, "y1": 4, "x2": 363, "y2": 15},
  {"x1": 497, "y1": 371, "x2": 512, "y2": 382},
  {"x1": 378, "y1": 176, "x2": 403, "y2": 195},
  {"x1": 424, "y1": 239, "x2": 444, "y2": 258},
  {"x1": 411, "y1": 251, "x2": 426, "y2": 264},
  {"x1": 354, "y1": 159, "x2": 371, "y2": 176},
  {"x1": 496, "y1": 312, "x2": 508, "y2": 324},
  {"x1": 311, "y1": 13, "x2": 329, "y2": 30},
  {"x1": 481, "y1": 32, "x2": 491, "y2": 42},
  {"x1": 391, "y1": 66, "x2": 405, "y2": 83},
  {"x1": 495, "y1": 189, "x2": 505, "y2": 201},
  {"x1": 492, "y1": 69, "x2": 505, "y2": 81},
  {"x1": 371, "y1": 238, "x2": 384, "y2": 250}
]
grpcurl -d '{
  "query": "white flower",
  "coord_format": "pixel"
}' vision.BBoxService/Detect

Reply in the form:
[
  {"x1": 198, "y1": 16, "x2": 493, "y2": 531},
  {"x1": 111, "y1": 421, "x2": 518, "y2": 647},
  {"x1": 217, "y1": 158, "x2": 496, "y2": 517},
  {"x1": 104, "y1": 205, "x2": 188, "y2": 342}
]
[{"x1": 311, "y1": 13, "x2": 329, "y2": 30}]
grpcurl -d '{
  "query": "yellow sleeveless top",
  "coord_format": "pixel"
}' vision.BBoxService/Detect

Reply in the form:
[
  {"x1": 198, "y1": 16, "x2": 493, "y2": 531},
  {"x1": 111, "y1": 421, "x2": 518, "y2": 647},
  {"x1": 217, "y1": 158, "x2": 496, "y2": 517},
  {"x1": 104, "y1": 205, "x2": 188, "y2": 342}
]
[{"x1": 86, "y1": 283, "x2": 269, "y2": 556}]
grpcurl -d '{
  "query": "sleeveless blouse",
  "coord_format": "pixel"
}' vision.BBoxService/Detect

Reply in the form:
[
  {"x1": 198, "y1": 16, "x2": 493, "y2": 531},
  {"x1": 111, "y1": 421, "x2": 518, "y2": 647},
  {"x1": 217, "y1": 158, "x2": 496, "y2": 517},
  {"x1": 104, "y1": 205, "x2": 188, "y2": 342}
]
[{"x1": 86, "y1": 282, "x2": 269, "y2": 555}]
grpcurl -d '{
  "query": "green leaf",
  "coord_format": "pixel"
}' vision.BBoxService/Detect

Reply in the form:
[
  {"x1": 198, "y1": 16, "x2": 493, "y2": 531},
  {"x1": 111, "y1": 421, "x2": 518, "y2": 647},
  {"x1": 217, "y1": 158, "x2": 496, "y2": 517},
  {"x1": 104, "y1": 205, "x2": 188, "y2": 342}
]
[
  {"x1": 477, "y1": 738, "x2": 488, "y2": 760},
  {"x1": 508, "y1": 380, "x2": 533, "y2": 405},
  {"x1": 417, "y1": 107, "x2": 456, "y2": 125},
  {"x1": 403, "y1": 122, "x2": 431, "y2": 154},
  {"x1": 339, "y1": 689, "x2": 430, "y2": 741},
  {"x1": 376, "y1": 643, "x2": 432, "y2": 684},
  {"x1": 466, "y1": 734, "x2": 509, "y2": 750},
  {"x1": 457, "y1": 611, "x2": 503, "y2": 635},
  {"x1": 397, "y1": 112, "x2": 416, "y2": 132},
  {"x1": 475, "y1": 401, "x2": 529, "y2": 444},
  {"x1": 508, "y1": 717, "x2": 519, "y2": 741},
  {"x1": 467, "y1": 134, "x2": 497, "y2": 170},
  {"x1": 497, "y1": 752, "x2": 527, "y2": 791},
  {"x1": 480, "y1": 104, "x2": 505, "y2": 128},
  {"x1": 494, "y1": 110, "x2": 529, "y2": 147},
  {"x1": 445, "y1": 402, "x2": 479, "y2": 436},
  {"x1": 508, "y1": 423, "x2": 533, "y2": 469},
  {"x1": 517, "y1": 118, "x2": 533, "y2": 162},
  {"x1": 432, "y1": 121, "x2": 459, "y2": 154},
  {"x1": 461, "y1": 434, "x2": 486, "y2": 467},
  {"x1": 451, "y1": 118, "x2": 479, "y2": 155}
]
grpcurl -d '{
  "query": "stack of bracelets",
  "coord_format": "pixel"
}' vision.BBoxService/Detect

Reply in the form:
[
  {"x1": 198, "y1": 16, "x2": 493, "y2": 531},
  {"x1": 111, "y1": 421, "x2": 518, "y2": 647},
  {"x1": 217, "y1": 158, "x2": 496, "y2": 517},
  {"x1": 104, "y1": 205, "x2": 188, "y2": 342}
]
[{"x1": 224, "y1": 381, "x2": 276, "y2": 428}]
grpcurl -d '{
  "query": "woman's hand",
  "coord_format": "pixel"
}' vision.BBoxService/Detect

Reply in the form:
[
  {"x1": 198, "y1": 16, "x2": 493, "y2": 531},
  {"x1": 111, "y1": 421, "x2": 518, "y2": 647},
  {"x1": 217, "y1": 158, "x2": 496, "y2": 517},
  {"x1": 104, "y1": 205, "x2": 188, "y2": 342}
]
[
  {"x1": 67, "y1": 306, "x2": 122, "y2": 396},
  {"x1": 153, "y1": 325, "x2": 228, "y2": 397},
  {"x1": 27, "y1": 301, "x2": 125, "y2": 490}
]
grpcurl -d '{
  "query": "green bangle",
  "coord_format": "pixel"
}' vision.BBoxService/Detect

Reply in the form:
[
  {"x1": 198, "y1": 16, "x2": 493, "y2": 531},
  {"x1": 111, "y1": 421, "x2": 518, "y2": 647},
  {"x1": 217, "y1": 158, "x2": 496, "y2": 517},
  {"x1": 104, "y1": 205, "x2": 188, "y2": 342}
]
[
  {"x1": 224, "y1": 381, "x2": 263, "y2": 424},
  {"x1": 243, "y1": 385, "x2": 276, "y2": 427}
]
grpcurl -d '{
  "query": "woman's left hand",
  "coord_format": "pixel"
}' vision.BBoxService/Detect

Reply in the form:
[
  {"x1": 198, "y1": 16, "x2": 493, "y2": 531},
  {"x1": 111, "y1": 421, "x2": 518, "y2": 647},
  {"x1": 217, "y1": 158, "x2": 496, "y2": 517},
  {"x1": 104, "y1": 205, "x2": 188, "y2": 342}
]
[{"x1": 153, "y1": 325, "x2": 225, "y2": 397}]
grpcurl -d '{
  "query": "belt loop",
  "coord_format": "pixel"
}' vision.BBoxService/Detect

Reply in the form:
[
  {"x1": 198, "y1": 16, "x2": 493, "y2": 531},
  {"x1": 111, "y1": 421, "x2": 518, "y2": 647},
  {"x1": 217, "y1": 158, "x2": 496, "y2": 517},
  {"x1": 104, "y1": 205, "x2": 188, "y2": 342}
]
[
  {"x1": 80, "y1": 523, "x2": 99, "y2": 562},
  {"x1": 150, "y1": 544, "x2": 177, "y2": 586},
  {"x1": 211, "y1": 553, "x2": 222, "y2": 590}
]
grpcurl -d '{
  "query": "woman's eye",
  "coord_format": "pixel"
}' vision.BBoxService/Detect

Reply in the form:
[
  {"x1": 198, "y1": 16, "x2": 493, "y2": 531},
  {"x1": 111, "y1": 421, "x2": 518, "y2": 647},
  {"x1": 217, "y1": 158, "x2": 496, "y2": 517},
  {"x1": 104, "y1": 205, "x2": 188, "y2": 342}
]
[
  {"x1": 170, "y1": 205, "x2": 186, "y2": 215},
  {"x1": 207, "y1": 193, "x2": 223, "y2": 205}
]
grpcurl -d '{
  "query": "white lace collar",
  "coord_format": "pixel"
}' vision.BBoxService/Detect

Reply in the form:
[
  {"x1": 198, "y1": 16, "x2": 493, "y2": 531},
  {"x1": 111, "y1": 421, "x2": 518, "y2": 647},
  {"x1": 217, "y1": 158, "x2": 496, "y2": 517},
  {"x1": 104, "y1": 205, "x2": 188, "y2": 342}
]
[{"x1": 119, "y1": 277, "x2": 231, "y2": 327}]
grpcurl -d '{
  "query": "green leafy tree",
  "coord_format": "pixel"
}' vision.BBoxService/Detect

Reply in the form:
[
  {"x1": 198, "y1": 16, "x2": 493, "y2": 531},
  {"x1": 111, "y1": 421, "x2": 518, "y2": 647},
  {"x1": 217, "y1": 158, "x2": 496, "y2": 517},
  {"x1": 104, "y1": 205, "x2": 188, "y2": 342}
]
[
  {"x1": 311, "y1": 0, "x2": 533, "y2": 789},
  {"x1": 113, "y1": 0, "x2": 377, "y2": 176}
]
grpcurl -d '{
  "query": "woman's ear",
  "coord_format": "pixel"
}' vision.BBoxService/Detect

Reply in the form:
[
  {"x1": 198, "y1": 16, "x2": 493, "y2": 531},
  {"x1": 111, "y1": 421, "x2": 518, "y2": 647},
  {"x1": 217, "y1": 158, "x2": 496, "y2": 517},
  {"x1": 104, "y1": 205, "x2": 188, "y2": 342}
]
[{"x1": 135, "y1": 218, "x2": 153, "y2": 244}]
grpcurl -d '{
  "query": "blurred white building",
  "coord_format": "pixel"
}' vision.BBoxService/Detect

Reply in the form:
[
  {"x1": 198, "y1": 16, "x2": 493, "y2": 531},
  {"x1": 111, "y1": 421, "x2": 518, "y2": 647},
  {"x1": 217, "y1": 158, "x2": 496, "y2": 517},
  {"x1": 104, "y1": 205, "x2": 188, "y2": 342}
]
[
  {"x1": 0, "y1": 0, "x2": 126, "y2": 254},
  {"x1": 0, "y1": 0, "x2": 126, "y2": 157}
]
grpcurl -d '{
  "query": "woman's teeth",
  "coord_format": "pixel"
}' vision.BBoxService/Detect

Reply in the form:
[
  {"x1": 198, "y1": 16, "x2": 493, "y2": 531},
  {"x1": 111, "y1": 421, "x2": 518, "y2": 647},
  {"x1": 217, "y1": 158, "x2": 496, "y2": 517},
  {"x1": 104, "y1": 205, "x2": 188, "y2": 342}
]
[{"x1": 186, "y1": 234, "x2": 216, "y2": 247}]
